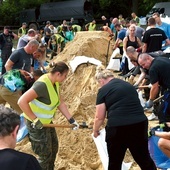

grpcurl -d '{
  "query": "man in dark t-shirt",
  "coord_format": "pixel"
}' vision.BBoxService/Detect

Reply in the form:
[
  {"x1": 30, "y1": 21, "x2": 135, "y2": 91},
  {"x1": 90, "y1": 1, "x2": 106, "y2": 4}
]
[
  {"x1": 93, "y1": 69, "x2": 156, "y2": 170},
  {"x1": 142, "y1": 17, "x2": 169, "y2": 53},
  {"x1": 138, "y1": 53, "x2": 170, "y2": 123},
  {"x1": 0, "y1": 105, "x2": 41, "y2": 170}
]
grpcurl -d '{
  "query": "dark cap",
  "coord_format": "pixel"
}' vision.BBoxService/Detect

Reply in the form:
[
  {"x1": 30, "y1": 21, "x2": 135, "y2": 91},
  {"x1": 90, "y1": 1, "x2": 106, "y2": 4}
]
[
  {"x1": 46, "y1": 21, "x2": 51, "y2": 25},
  {"x1": 4, "y1": 26, "x2": 10, "y2": 30},
  {"x1": 22, "y1": 22, "x2": 27, "y2": 25}
]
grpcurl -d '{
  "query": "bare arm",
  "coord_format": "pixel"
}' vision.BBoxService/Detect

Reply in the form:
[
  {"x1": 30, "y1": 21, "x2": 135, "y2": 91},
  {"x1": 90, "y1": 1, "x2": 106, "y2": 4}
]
[
  {"x1": 142, "y1": 43, "x2": 147, "y2": 53},
  {"x1": 134, "y1": 71, "x2": 146, "y2": 86},
  {"x1": 12, "y1": 32, "x2": 18, "y2": 40},
  {"x1": 155, "y1": 131, "x2": 170, "y2": 140},
  {"x1": 137, "y1": 37, "x2": 143, "y2": 49},
  {"x1": 113, "y1": 38, "x2": 122, "y2": 50},
  {"x1": 123, "y1": 37, "x2": 128, "y2": 53},
  {"x1": 57, "y1": 95, "x2": 72, "y2": 120},
  {"x1": 93, "y1": 103, "x2": 106, "y2": 138},
  {"x1": 18, "y1": 89, "x2": 38, "y2": 121},
  {"x1": 5, "y1": 59, "x2": 14, "y2": 71},
  {"x1": 149, "y1": 81, "x2": 160, "y2": 100},
  {"x1": 165, "y1": 38, "x2": 170, "y2": 46}
]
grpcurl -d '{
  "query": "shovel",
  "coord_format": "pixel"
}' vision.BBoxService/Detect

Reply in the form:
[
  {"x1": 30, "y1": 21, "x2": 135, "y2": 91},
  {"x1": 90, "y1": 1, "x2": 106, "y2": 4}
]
[{"x1": 43, "y1": 122, "x2": 92, "y2": 129}]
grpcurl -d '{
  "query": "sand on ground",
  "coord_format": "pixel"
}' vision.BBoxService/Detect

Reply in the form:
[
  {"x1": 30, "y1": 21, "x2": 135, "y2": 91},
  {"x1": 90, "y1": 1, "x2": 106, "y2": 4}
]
[{"x1": 16, "y1": 31, "x2": 160, "y2": 170}]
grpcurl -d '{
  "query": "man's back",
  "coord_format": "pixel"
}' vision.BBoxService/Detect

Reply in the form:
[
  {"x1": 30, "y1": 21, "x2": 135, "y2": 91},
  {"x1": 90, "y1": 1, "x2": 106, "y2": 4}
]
[
  {"x1": 142, "y1": 28, "x2": 167, "y2": 52},
  {"x1": 0, "y1": 148, "x2": 41, "y2": 170}
]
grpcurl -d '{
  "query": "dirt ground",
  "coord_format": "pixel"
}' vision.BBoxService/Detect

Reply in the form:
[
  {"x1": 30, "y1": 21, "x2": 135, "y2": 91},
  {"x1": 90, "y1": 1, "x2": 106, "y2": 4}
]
[{"x1": 16, "y1": 31, "x2": 160, "y2": 170}]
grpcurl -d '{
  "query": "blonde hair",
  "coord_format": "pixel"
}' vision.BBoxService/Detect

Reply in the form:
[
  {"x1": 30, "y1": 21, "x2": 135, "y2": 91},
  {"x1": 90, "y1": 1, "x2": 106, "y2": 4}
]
[{"x1": 95, "y1": 65, "x2": 114, "y2": 80}]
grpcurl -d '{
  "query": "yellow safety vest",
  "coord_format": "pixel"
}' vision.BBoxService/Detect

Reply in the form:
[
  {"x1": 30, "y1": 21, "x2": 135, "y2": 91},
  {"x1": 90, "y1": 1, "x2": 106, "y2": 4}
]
[
  {"x1": 72, "y1": 25, "x2": 81, "y2": 31},
  {"x1": 88, "y1": 23, "x2": 96, "y2": 31},
  {"x1": 54, "y1": 33, "x2": 64, "y2": 43},
  {"x1": 23, "y1": 74, "x2": 60, "y2": 124},
  {"x1": 21, "y1": 28, "x2": 26, "y2": 35}
]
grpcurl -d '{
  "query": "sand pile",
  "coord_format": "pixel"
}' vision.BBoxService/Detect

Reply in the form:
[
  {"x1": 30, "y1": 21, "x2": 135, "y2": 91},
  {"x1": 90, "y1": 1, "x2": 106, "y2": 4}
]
[{"x1": 16, "y1": 31, "x2": 158, "y2": 170}]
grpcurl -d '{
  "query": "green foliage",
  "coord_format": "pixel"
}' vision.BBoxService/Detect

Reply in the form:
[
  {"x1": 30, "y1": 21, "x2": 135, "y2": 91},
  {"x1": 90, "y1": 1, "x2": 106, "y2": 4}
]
[
  {"x1": 0, "y1": 0, "x2": 170, "y2": 26},
  {"x1": 0, "y1": 0, "x2": 47, "y2": 25}
]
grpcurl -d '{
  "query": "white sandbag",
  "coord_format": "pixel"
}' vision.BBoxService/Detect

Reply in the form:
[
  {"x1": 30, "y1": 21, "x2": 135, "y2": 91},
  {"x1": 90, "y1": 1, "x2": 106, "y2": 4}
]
[
  {"x1": 106, "y1": 58, "x2": 120, "y2": 71},
  {"x1": 138, "y1": 90, "x2": 145, "y2": 107},
  {"x1": 92, "y1": 129, "x2": 132, "y2": 170},
  {"x1": 69, "y1": 56, "x2": 102, "y2": 73},
  {"x1": 127, "y1": 56, "x2": 135, "y2": 70},
  {"x1": 111, "y1": 48, "x2": 120, "y2": 58},
  {"x1": 106, "y1": 48, "x2": 121, "y2": 71}
]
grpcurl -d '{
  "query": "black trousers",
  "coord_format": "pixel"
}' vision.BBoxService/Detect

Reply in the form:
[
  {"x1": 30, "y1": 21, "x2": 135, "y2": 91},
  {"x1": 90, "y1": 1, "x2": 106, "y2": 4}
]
[{"x1": 105, "y1": 120, "x2": 157, "y2": 170}]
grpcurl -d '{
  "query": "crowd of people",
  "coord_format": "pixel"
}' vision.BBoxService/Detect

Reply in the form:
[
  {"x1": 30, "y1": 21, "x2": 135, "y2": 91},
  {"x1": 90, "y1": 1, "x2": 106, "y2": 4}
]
[{"x1": 0, "y1": 11, "x2": 170, "y2": 170}]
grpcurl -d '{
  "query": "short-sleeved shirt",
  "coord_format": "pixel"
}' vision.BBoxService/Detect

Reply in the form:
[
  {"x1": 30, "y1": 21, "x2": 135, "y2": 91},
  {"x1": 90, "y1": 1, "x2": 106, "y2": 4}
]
[
  {"x1": 17, "y1": 34, "x2": 29, "y2": 49},
  {"x1": 9, "y1": 48, "x2": 33, "y2": 72},
  {"x1": 149, "y1": 57, "x2": 170, "y2": 89},
  {"x1": 156, "y1": 22, "x2": 170, "y2": 39},
  {"x1": 44, "y1": 27, "x2": 51, "y2": 38},
  {"x1": 142, "y1": 28, "x2": 167, "y2": 52},
  {"x1": 96, "y1": 78, "x2": 146, "y2": 127},
  {"x1": 103, "y1": 19, "x2": 110, "y2": 26},
  {"x1": 117, "y1": 28, "x2": 126, "y2": 41},
  {"x1": 32, "y1": 80, "x2": 59, "y2": 105},
  {"x1": 0, "y1": 148, "x2": 42, "y2": 170}
]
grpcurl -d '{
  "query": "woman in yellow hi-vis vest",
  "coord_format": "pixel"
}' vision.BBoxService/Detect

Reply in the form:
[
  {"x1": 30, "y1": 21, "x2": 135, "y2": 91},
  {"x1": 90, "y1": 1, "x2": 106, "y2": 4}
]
[{"x1": 18, "y1": 61, "x2": 79, "y2": 170}]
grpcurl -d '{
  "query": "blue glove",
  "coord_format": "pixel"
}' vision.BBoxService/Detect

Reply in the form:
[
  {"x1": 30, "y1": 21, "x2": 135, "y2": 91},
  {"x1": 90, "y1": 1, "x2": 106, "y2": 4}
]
[{"x1": 144, "y1": 99, "x2": 153, "y2": 108}]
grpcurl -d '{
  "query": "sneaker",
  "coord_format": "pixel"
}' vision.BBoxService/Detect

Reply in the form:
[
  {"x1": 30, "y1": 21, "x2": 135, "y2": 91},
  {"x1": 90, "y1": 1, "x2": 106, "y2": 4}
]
[{"x1": 147, "y1": 113, "x2": 158, "y2": 121}]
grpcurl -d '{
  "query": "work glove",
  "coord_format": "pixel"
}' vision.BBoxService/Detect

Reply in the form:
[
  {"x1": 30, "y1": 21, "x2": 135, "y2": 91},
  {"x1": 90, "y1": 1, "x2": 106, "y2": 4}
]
[
  {"x1": 133, "y1": 84, "x2": 138, "y2": 89},
  {"x1": 68, "y1": 117, "x2": 79, "y2": 130},
  {"x1": 31, "y1": 118, "x2": 43, "y2": 129},
  {"x1": 148, "y1": 128, "x2": 156, "y2": 137},
  {"x1": 144, "y1": 99, "x2": 154, "y2": 109}
]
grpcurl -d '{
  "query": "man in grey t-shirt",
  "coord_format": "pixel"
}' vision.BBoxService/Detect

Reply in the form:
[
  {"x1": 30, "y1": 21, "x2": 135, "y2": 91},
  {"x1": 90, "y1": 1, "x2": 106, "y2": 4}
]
[
  {"x1": 17, "y1": 29, "x2": 37, "y2": 49},
  {"x1": 5, "y1": 39, "x2": 39, "y2": 72}
]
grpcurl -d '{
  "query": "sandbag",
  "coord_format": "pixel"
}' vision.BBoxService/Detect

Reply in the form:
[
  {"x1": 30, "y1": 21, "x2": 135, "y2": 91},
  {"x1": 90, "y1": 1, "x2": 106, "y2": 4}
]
[
  {"x1": 106, "y1": 48, "x2": 121, "y2": 71},
  {"x1": 138, "y1": 90, "x2": 145, "y2": 107},
  {"x1": 17, "y1": 114, "x2": 28, "y2": 142},
  {"x1": 92, "y1": 129, "x2": 132, "y2": 170}
]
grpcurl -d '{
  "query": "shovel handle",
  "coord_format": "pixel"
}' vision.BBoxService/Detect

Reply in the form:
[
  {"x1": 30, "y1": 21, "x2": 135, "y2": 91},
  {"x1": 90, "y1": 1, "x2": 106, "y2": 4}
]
[
  {"x1": 138, "y1": 85, "x2": 150, "y2": 88},
  {"x1": 43, "y1": 124, "x2": 90, "y2": 129},
  {"x1": 43, "y1": 124, "x2": 74, "y2": 128},
  {"x1": 153, "y1": 95, "x2": 164, "y2": 103}
]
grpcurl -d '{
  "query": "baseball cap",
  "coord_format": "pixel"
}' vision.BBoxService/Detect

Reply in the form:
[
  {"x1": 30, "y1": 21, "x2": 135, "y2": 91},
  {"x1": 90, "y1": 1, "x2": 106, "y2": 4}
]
[{"x1": 22, "y1": 22, "x2": 27, "y2": 25}]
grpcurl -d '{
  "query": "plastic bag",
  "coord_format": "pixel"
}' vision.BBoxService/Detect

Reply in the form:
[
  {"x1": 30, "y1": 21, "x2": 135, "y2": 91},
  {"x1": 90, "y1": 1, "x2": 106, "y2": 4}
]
[
  {"x1": 92, "y1": 129, "x2": 132, "y2": 170},
  {"x1": 17, "y1": 114, "x2": 28, "y2": 142}
]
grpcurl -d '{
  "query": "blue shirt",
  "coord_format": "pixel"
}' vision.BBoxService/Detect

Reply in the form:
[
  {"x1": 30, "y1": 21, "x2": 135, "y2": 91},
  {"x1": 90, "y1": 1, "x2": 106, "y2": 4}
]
[
  {"x1": 156, "y1": 22, "x2": 170, "y2": 49},
  {"x1": 117, "y1": 28, "x2": 126, "y2": 40},
  {"x1": 156, "y1": 22, "x2": 170, "y2": 39}
]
